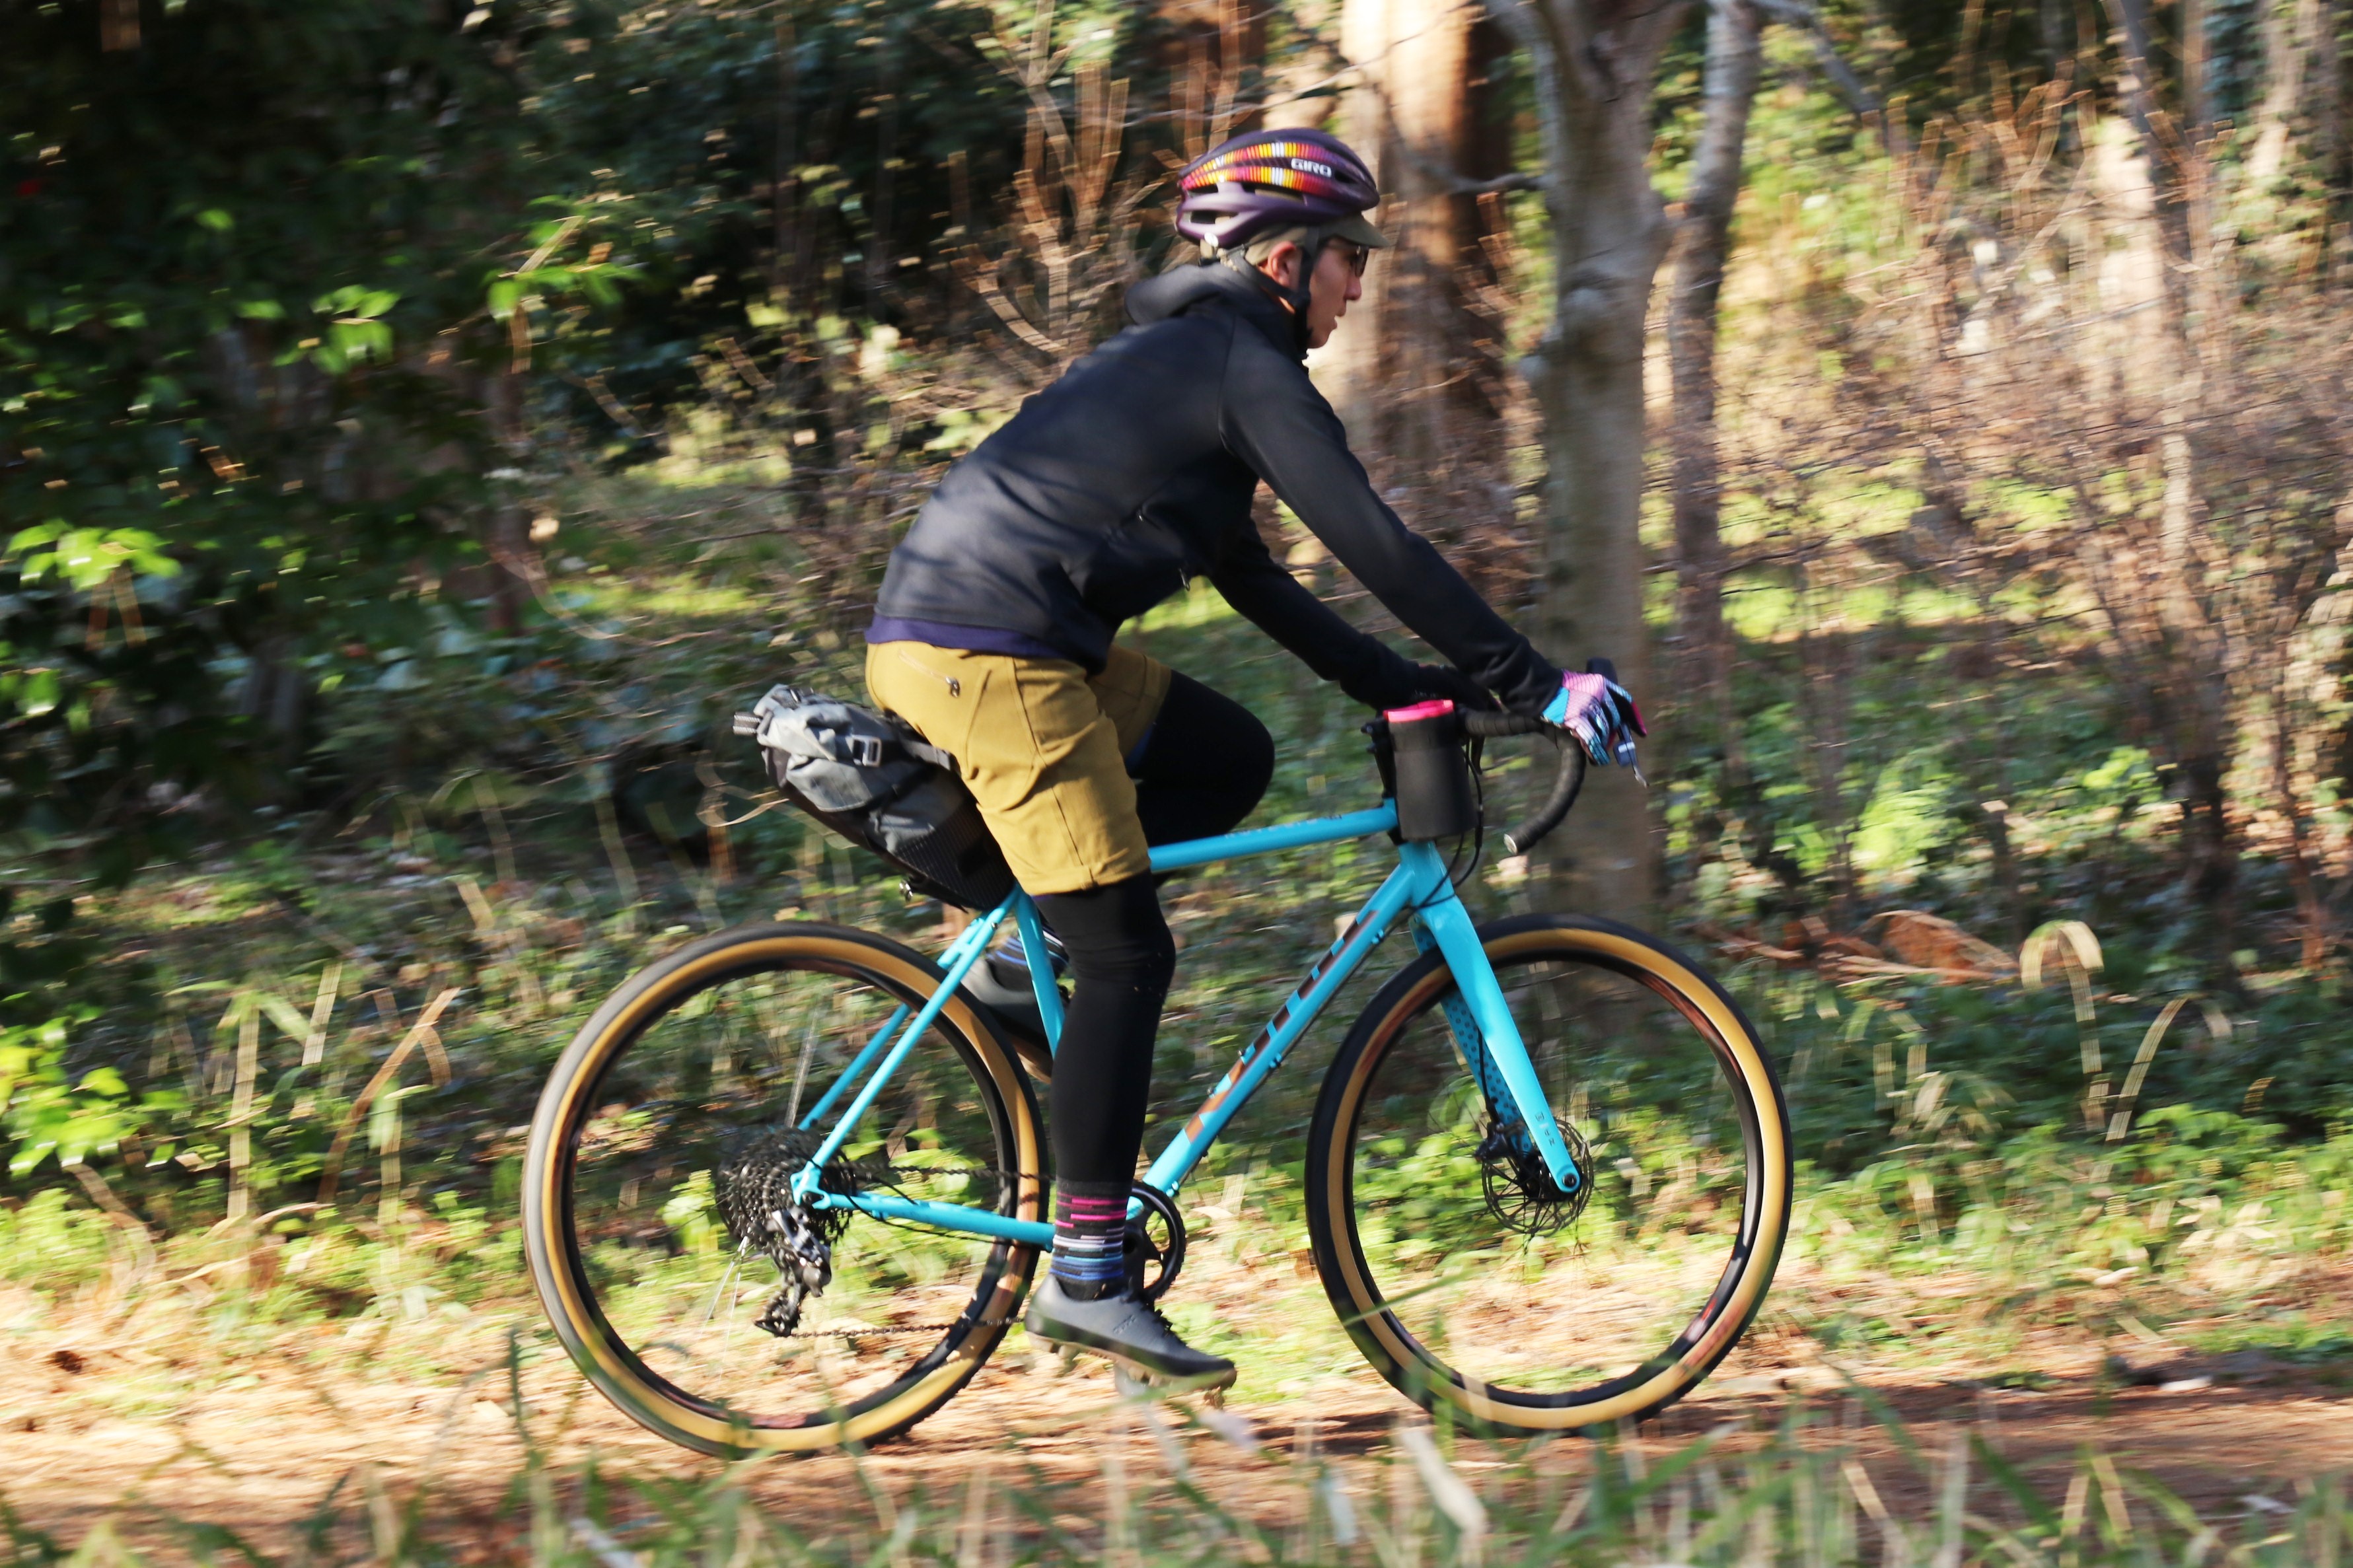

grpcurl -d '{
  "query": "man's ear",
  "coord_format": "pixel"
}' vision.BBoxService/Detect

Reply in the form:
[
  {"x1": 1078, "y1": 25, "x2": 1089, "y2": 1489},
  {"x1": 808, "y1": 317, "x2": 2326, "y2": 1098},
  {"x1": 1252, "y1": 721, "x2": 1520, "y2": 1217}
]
[{"x1": 1256, "y1": 240, "x2": 1304, "y2": 290}]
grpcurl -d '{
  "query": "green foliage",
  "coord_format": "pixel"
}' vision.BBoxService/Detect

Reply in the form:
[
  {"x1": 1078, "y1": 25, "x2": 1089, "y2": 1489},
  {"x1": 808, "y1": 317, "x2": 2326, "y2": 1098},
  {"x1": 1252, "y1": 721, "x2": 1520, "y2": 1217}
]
[{"x1": 0, "y1": 1012, "x2": 177, "y2": 1175}]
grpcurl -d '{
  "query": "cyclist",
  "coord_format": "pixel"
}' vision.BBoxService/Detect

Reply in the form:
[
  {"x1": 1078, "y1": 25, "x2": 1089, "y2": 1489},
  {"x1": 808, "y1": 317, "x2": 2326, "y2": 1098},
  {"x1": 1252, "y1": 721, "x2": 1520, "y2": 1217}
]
[{"x1": 865, "y1": 128, "x2": 1603, "y2": 1390}]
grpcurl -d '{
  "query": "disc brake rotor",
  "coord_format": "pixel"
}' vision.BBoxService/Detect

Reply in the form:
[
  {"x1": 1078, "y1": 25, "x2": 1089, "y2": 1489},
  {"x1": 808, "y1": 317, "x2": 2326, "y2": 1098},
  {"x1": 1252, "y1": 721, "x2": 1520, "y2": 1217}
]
[{"x1": 1476, "y1": 1114, "x2": 1593, "y2": 1238}]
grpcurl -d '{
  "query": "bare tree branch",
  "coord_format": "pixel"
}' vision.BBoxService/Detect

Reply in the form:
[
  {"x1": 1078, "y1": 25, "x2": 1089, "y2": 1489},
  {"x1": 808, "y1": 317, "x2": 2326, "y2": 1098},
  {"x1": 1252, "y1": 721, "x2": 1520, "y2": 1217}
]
[{"x1": 1749, "y1": 0, "x2": 1883, "y2": 119}]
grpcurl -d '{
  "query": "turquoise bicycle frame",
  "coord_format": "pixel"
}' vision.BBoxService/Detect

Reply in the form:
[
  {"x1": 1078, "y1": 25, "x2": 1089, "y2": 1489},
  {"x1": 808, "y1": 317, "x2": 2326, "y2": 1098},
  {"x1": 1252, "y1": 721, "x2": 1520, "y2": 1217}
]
[{"x1": 789, "y1": 803, "x2": 1585, "y2": 1246}]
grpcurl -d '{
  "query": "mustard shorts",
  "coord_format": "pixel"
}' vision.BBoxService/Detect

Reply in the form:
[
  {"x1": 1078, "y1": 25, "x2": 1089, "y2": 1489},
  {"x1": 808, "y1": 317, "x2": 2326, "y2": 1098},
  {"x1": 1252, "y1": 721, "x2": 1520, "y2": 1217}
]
[{"x1": 865, "y1": 640, "x2": 1174, "y2": 896}]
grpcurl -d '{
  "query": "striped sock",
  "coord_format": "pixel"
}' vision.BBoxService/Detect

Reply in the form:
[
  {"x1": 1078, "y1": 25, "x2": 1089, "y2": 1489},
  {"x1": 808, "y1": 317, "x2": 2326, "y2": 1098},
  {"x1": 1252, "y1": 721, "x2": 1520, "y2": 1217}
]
[{"x1": 1050, "y1": 1180, "x2": 1131, "y2": 1301}]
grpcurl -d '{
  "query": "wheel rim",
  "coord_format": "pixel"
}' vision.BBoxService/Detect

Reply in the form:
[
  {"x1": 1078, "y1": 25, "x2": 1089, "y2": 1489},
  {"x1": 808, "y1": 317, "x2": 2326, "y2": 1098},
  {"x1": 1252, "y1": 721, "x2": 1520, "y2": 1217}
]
[
  {"x1": 544, "y1": 939, "x2": 1039, "y2": 1443},
  {"x1": 1330, "y1": 932, "x2": 1782, "y2": 1418}
]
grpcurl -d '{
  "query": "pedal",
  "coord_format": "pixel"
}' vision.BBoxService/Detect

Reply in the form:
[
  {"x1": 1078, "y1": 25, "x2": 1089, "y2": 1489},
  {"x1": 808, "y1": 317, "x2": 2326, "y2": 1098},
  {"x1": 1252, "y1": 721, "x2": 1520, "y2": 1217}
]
[{"x1": 1053, "y1": 1344, "x2": 1081, "y2": 1376}]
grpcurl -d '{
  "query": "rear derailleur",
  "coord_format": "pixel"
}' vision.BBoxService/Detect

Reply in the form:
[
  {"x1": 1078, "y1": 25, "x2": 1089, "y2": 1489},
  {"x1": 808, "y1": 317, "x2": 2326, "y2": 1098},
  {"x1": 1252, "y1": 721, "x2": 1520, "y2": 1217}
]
[{"x1": 715, "y1": 1128, "x2": 877, "y2": 1338}]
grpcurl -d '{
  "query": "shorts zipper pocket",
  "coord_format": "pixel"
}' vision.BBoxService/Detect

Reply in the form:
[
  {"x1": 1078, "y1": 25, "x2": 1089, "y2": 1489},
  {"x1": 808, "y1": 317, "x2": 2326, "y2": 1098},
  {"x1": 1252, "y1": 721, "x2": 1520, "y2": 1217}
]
[{"x1": 894, "y1": 645, "x2": 962, "y2": 697}]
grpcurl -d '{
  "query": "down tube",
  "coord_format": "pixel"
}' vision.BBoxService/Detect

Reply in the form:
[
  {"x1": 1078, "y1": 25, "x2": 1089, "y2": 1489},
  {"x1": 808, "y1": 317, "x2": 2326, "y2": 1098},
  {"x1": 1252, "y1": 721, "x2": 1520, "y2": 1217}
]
[{"x1": 1141, "y1": 857, "x2": 1444, "y2": 1199}]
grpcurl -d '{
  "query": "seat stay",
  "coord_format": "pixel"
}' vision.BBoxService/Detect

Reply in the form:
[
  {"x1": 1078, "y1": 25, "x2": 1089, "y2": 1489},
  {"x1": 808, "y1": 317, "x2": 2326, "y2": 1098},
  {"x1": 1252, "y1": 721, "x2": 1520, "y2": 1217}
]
[
  {"x1": 793, "y1": 1003, "x2": 908, "y2": 1132},
  {"x1": 796, "y1": 908, "x2": 1001, "y2": 1132},
  {"x1": 790, "y1": 902, "x2": 1009, "y2": 1199},
  {"x1": 1410, "y1": 874, "x2": 1585, "y2": 1194}
]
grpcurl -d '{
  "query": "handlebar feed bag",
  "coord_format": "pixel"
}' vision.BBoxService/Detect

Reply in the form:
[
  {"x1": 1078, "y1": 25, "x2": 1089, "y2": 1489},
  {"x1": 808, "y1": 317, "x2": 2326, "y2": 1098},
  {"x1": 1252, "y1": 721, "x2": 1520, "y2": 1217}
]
[
  {"x1": 1383, "y1": 701, "x2": 1480, "y2": 842},
  {"x1": 736, "y1": 684, "x2": 1016, "y2": 910}
]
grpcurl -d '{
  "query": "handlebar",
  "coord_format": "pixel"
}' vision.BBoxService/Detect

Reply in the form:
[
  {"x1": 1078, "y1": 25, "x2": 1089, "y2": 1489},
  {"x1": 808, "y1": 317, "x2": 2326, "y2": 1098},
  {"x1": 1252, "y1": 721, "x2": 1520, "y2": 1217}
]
[{"x1": 1461, "y1": 711, "x2": 1588, "y2": 857}]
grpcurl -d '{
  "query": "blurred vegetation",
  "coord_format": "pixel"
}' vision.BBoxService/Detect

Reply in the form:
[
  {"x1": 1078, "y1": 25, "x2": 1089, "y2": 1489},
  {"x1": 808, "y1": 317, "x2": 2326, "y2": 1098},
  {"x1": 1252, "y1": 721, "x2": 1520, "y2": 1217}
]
[
  {"x1": 4, "y1": 1375, "x2": 2351, "y2": 1567},
  {"x1": 0, "y1": 0, "x2": 2348, "y2": 1442}
]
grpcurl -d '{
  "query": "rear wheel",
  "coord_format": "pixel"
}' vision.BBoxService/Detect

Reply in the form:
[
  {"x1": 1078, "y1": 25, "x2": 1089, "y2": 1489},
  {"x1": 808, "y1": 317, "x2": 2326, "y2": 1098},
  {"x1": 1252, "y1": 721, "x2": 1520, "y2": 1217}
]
[
  {"x1": 1307, "y1": 913, "x2": 1790, "y2": 1434},
  {"x1": 523, "y1": 922, "x2": 1044, "y2": 1456}
]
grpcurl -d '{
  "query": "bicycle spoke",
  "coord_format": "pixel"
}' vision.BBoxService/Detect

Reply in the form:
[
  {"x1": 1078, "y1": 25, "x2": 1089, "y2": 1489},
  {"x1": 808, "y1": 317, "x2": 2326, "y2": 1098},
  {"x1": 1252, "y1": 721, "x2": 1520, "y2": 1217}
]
[
  {"x1": 1315, "y1": 920, "x2": 1787, "y2": 1423},
  {"x1": 552, "y1": 946, "x2": 1034, "y2": 1430}
]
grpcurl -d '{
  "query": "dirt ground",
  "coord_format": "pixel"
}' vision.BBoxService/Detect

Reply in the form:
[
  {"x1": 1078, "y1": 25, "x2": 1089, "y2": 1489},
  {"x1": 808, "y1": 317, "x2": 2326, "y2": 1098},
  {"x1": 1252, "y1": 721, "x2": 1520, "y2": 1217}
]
[{"x1": 3, "y1": 1258, "x2": 2349, "y2": 1554}]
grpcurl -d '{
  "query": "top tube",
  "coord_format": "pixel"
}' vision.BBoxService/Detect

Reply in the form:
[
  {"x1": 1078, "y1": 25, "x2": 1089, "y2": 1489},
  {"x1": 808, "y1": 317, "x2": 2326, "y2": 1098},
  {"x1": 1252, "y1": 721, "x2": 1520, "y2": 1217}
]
[{"x1": 1145, "y1": 803, "x2": 1398, "y2": 874}]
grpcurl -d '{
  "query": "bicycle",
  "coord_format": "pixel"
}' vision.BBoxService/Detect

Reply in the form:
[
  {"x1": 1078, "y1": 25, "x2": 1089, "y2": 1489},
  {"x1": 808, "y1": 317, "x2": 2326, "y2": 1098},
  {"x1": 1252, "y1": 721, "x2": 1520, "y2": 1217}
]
[{"x1": 523, "y1": 709, "x2": 1792, "y2": 1456}]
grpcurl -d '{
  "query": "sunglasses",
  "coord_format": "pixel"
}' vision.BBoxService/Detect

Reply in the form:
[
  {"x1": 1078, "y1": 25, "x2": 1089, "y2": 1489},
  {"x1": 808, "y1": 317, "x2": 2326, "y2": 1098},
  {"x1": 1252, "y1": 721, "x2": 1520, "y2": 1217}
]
[{"x1": 1329, "y1": 240, "x2": 1371, "y2": 277}]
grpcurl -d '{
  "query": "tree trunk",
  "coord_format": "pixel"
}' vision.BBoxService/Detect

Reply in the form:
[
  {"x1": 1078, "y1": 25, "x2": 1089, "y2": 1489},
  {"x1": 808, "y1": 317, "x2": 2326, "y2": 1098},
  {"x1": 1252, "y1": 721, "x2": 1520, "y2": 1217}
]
[
  {"x1": 772, "y1": 13, "x2": 797, "y2": 299},
  {"x1": 1484, "y1": 0, "x2": 1687, "y2": 923},
  {"x1": 2039, "y1": 0, "x2": 2072, "y2": 75},
  {"x1": 2325, "y1": 0, "x2": 2350, "y2": 196},
  {"x1": 865, "y1": 20, "x2": 902, "y2": 307},
  {"x1": 2091, "y1": 1, "x2": 2245, "y2": 972},
  {"x1": 1667, "y1": 0, "x2": 1763, "y2": 883},
  {"x1": 2104, "y1": 0, "x2": 2192, "y2": 280},
  {"x1": 1323, "y1": 0, "x2": 1489, "y2": 461}
]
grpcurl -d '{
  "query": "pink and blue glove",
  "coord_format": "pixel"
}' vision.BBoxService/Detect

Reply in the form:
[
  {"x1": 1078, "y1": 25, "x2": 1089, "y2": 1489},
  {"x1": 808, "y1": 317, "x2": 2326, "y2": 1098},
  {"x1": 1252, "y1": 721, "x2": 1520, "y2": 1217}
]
[{"x1": 1542, "y1": 666, "x2": 1647, "y2": 775}]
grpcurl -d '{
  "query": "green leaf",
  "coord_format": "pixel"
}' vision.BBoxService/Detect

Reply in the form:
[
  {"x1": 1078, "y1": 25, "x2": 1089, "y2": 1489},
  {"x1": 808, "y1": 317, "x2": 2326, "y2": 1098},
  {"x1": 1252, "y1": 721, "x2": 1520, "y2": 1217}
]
[
  {"x1": 9, "y1": 526, "x2": 182, "y2": 590},
  {"x1": 7, "y1": 522, "x2": 68, "y2": 553},
  {"x1": 77, "y1": 1067, "x2": 127, "y2": 1096}
]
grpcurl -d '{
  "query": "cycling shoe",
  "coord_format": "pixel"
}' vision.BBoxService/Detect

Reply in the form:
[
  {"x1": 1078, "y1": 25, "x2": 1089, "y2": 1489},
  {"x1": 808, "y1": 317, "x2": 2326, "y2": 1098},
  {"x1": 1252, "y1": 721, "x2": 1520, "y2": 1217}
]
[{"x1": 1024, "y1": 1277, "x2": 1236, "y2": 1391}]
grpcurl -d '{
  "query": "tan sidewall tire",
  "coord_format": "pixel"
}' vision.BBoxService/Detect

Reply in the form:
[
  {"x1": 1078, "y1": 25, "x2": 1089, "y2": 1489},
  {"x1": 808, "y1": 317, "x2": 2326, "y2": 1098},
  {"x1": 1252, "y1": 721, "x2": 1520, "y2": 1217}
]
[
  {"x1": 1307, "y1": 913, "x2": 1791, "y2": 1435},
  {"x1": 522, "y1": 922, "x2": 1044, "y2": 1456}
]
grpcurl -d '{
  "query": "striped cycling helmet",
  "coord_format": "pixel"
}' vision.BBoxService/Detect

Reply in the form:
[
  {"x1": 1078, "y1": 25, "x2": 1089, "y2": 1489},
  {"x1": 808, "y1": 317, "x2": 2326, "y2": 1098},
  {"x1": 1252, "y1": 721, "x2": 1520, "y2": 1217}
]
[{"x1": 1174, "y1": 129, "x2": 1387, "y2": 256}]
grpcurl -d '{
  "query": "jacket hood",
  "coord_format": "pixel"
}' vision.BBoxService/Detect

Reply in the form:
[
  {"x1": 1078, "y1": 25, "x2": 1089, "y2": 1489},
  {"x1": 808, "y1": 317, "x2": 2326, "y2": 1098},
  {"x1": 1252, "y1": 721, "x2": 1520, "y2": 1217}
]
[{"x1": 1124, "y1": 262, "x2": 1303, "y2": 358}]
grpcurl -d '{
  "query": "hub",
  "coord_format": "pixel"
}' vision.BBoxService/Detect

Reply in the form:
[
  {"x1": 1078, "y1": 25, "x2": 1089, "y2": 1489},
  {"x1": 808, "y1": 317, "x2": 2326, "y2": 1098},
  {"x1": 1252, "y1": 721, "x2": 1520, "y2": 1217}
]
[{"x1": 1475, "y1": 1115, "x2": 1593, "y2": 1238}]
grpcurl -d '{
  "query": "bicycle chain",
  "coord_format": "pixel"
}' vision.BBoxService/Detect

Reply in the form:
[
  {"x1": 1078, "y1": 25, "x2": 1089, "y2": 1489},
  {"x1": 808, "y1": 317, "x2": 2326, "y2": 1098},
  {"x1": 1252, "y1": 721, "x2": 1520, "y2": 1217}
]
[{"x1": 784, "y1": 1314, "x2": 1013, "y2": 1341}]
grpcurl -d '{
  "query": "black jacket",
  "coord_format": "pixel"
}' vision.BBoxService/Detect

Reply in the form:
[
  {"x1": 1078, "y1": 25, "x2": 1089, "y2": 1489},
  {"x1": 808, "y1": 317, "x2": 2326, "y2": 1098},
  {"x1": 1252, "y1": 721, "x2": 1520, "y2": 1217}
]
[{"x1": 871, "y1": 263, "x2": 1560, "y2": 714}]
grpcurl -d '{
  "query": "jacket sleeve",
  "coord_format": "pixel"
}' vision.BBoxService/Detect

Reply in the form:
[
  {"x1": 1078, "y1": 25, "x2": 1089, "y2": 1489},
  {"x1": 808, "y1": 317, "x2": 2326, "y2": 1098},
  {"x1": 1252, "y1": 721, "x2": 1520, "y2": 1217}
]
[
  {"x1": 1206, "y1": 527, "x2": 1424, "y2": 709},
  {"x1": 1218, "y1": 338, "x2": 1561, "y2": 715}
]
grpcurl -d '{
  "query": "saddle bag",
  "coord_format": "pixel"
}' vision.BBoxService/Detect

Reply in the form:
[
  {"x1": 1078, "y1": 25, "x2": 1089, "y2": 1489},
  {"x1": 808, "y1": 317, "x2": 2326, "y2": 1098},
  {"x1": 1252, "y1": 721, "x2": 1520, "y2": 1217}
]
[{"x1": 733, "y1": 684, "x2": 1016, "y2": 910}]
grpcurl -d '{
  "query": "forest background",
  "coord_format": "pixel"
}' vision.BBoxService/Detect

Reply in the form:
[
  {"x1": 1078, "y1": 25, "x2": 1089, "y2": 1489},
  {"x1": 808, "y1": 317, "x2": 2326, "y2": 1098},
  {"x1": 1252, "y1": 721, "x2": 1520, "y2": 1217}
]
[{"x1": 3, "y1": 0, "x2": 2353, "y2": 1559}]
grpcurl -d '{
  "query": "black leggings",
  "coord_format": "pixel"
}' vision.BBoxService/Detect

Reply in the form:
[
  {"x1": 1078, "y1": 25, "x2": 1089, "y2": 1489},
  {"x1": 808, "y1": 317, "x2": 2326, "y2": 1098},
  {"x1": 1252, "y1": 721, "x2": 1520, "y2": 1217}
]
[{"x1": 1034, "y1": 674, "x2": 1272, "y2": 1187}]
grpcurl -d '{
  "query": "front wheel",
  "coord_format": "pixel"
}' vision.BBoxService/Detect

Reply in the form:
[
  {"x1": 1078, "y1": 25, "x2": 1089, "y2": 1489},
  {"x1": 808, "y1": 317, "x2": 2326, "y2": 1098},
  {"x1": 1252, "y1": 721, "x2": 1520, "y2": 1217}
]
[{"x1": 1307, "y1": 913, "x2": 1790, "y2": 1435}]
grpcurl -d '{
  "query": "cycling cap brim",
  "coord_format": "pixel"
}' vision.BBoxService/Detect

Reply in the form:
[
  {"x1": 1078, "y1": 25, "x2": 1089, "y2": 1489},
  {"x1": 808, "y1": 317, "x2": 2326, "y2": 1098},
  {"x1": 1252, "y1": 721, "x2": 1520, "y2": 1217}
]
[{"x1": 1323, "y1": 211, "x2": 1391, "y2": 250}]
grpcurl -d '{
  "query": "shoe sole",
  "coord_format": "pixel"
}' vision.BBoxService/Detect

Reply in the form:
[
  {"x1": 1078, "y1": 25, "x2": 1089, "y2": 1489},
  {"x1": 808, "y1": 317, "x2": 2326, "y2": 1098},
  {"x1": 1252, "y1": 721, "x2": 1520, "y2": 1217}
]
[
  {"x1": 1114, "y1": 1363, "x2": 1231, "y2": 1404},
  {"x1": 1025, "y1": 1316, "x2": 1237, "y2": 1393}
]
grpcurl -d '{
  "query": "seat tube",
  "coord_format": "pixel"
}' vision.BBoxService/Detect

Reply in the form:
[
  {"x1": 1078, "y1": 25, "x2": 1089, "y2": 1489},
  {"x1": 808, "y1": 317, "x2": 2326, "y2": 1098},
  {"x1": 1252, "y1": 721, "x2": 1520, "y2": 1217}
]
[
  {"x1": 1010, "y1": 892, "x2": 1065, "y2": 1051},
  {"x1": 1404, "y1": 853, "x2": 1584, "y2": 1194}
]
